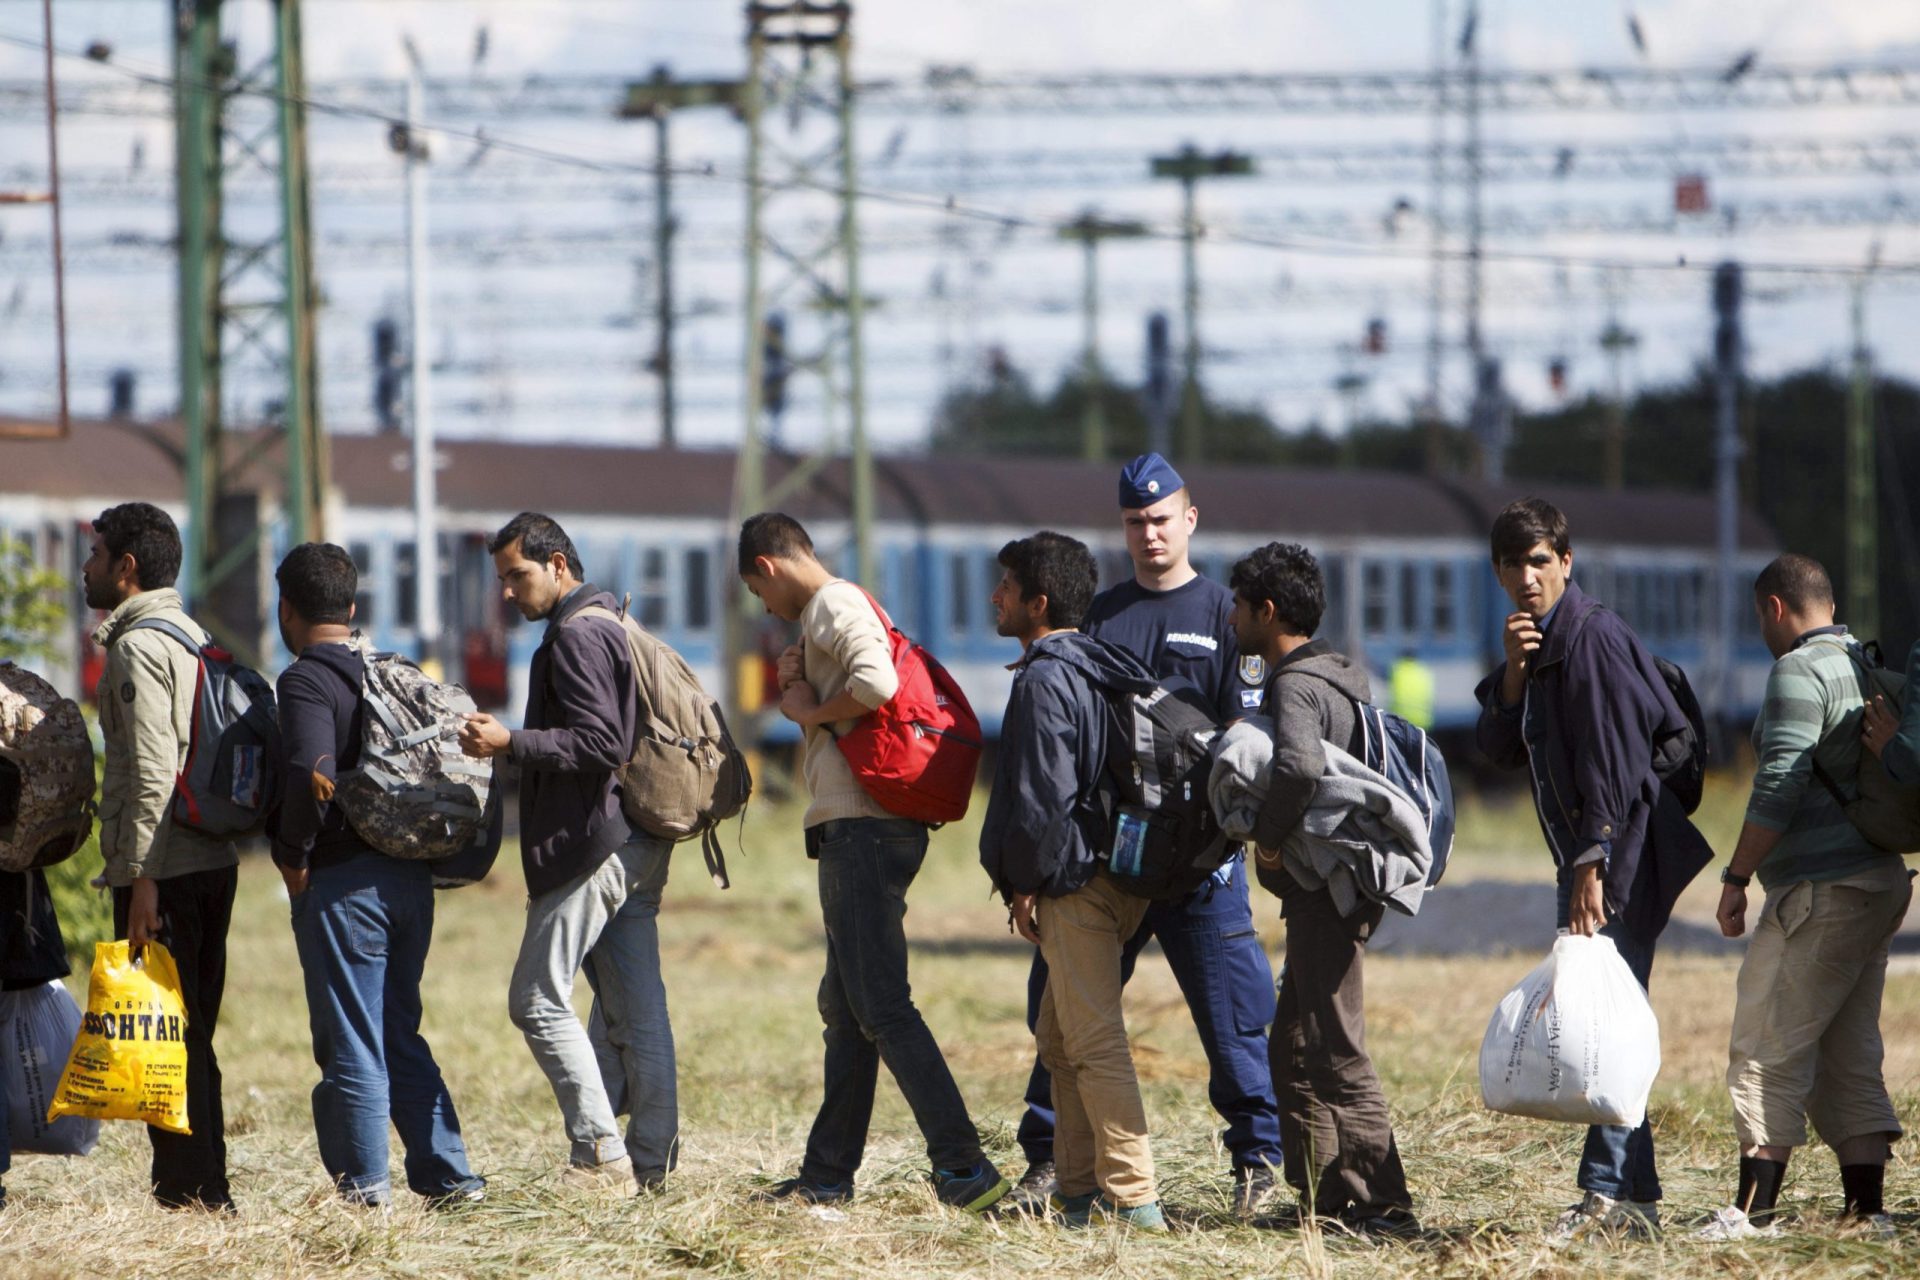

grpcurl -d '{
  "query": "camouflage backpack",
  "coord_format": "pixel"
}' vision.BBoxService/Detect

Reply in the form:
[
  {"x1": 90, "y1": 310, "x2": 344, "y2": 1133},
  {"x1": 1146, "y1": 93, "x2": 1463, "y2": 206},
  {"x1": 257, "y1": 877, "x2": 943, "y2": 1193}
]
[
  {"x1": 333, "y1": 644, "x2": 495, "y2": 861},
  {"x1": 0, "y1": 663, "x2": 96, "y2": 872}
]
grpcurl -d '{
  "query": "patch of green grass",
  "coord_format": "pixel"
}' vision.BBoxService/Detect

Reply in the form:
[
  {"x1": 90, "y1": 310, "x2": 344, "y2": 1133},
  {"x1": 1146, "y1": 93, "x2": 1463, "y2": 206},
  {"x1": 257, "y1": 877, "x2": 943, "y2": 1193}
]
[{"x1": 4, "y1": 784, "x2": 1914, "y2": 1278}]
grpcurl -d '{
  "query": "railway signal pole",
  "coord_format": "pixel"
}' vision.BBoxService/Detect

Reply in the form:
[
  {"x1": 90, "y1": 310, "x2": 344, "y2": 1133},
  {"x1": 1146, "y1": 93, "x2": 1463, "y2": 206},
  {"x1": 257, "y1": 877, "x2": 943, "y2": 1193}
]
[
  {"x1": 619, "y1": 67, "x2": 746, "y2": 450},
  {"x1": 1846, "y1": 262, "x2": 1879, "y2": 641},
  {"x1": 1711, "y1": 261, "x2": 1744, "y2": 728},
  {"x1": 1150, "y1": 145, "x2": 1253, "y2": 465},
  {"x1": 1058, "y1": 212, "x2": 1147, "y2": 462}
]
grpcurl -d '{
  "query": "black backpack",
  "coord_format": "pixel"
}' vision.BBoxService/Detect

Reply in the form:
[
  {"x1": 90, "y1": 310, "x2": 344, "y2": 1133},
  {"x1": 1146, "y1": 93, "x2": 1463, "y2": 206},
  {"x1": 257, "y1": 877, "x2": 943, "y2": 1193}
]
[
  {"x1": 1650, "y1": 656, "x2": 1708, "y2": 815},
  {"x1": 1096, "y1": 681, "x2": 1231, "y2": 901}
]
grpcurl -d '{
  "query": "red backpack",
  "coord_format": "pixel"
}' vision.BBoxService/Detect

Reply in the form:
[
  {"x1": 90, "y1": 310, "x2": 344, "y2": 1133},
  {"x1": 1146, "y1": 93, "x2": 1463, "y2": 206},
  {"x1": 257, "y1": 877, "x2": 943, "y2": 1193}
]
[{"x1": 833, "y1": 590, "x2": 982, "y2": 824}]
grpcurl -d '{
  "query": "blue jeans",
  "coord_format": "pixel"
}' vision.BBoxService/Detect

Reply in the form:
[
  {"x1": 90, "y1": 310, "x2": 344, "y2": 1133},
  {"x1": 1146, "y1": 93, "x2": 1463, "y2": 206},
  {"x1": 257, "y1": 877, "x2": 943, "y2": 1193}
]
[
  {"x1": 1019, "y1": 856, "x2": 1283, "y2": 1172},
  {"x1": 801, "y1": 818, "x2": 985, "y2": 1186},
  {"x1": 509, "y1": 834, "x2": 678, "y2": 1174},
  {"x1": 291, "y1": 854, "x2": 480, "y2": 1204},
  {"x1": 1555, "y1": 870, "x2": 1661, "y2": 1203}
]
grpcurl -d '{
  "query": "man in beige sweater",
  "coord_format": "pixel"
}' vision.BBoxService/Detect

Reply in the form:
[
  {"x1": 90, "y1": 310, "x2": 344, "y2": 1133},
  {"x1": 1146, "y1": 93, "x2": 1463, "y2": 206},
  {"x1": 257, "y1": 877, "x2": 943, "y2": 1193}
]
[
  {"x1": 737, "y1": 513, "x2": 1008, "y2": 1214},
  {"x1": 81, "y1": 502, "x2": 237, "y2": 1211}
]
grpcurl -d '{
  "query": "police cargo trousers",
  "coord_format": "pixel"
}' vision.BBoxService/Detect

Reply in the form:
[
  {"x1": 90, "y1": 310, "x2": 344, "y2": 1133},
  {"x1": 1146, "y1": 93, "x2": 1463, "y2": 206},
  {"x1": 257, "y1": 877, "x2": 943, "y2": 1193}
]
[
  {"x1": 290, "y1": 853, "x2": 482, "y2": 1204},
  {"x1": 1271, "y1": 883, "x2": 1412, "y2": 1220},
  {"x1": 112, "y1": 864, "x2": 237, "y2": 1209},
  {"x1": 1035, "y1": 872, "x2": 1157, "y2": 1209},
  {"x1": 509, "y1": 834, "x2": 679, "y2": 1179}
]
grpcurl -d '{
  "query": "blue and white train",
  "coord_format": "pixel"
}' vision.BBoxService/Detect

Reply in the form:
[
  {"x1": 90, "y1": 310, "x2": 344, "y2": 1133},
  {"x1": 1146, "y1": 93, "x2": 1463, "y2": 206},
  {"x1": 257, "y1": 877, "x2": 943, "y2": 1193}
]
[{"x1": 1, "y1": 419, "x2": 1780, "y2": 738}]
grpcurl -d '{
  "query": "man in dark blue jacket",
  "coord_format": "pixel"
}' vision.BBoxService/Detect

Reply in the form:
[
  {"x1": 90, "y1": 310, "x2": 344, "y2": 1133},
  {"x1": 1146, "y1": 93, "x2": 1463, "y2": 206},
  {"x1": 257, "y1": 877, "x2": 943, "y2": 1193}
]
[
  {"x1": 1473, "y1": 498, "x2": 1712, "y2": 1244},
  {"x1": 459, "y1": 513, "x2": 678, "y2": 1194},
  {"x1": 980, "y1": 531, "x2": 1168, "y2": 1232},
  {"x1": 1012, "y1": 453, "x2": 1284, "y2": 1219},
  {"x1": 273, "y1": 542, "x2": 485, "y2": 1208}
]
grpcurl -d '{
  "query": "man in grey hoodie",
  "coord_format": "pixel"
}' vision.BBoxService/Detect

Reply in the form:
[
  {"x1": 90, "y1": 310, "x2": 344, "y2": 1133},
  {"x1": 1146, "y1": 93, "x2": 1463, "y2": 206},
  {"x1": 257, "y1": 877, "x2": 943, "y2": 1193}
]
[{"x1": 1229, "y1": 541, "x2": 1417, "y2": 1238}]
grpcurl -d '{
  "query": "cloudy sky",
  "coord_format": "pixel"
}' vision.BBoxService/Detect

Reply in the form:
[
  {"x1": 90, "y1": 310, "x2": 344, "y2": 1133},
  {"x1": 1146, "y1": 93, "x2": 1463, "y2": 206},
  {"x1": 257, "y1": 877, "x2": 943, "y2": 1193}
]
[{"x1": 3, "y1": 0, "x2": 1919, "y2": 452}]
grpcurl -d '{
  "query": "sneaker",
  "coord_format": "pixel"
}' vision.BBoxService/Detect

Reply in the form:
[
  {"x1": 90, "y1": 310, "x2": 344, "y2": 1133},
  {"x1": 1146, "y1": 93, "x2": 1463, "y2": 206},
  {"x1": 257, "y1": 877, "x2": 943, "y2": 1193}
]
[
  {"x1": 754, "y1": 1174, "x2": 853, "y2": 1206},
  {"x1": 1094, "y1": 1194, "x2": 1169, "y2": 1233},
  {"x1": 562, "y1": 1154, "x2": 635, "y2": 1194},
  {"x1": 1051, "y1": 1190, "x2": 1101, "y2": 1228},
  {"x1": 1547, "y1": 1191, "x2": 1619, "y2": 1247},
  {"x1": 1001, "y1": 1161, "x2": 1056, "y2": 1215},
  {"x1": 1233, "y1": 1165, "x2": 1282, "y2": 1221},
  {"x1": 1336, "y1": 1207, "x2": 1424, "y2": 1242},
  {"x1": 425, "y1": 1178, "x2": 487, "y2": 1210},
  {"x1": 1847, "y1": 1212, "x2": 1897, "y2": 1241},
  {"x1": 635, "y1": 1168, "x2": 669, "y2": 1194},
  {"x1": 932, "y1": 1163, "x2": 1011, "y2": 1214},
  {"x1": 1605, "y1": 1199, "x2": 1661, "y2": 1239},
  {"x1": 1695, "y1": 1205, "x2": 1781, "y2": 1241}
]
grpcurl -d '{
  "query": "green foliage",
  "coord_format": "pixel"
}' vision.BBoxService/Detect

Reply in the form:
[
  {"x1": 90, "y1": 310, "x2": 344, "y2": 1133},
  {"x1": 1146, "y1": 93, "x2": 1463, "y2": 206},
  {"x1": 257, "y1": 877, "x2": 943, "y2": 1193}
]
[
  {"x1": 0, "y1": 534, "x2": 69, "y2": 665},
  {"x1": 43, "y1": 831, "x2": 113, "y2": 969}
]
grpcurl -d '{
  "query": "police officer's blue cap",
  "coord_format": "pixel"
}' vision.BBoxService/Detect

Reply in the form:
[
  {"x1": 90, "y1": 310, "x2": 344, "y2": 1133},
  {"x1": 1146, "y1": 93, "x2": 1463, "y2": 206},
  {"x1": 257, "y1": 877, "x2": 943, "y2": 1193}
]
[{"x1": 1118, "y1": 453, "x2": 1186, "y2": 508}]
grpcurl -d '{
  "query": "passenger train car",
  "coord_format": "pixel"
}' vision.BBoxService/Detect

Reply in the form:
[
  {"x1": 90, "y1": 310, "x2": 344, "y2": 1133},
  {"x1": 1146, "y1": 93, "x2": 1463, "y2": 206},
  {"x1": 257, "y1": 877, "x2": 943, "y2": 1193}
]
[{"x1": 1, "y1": 417, "x2": 1779, "y2": 740}]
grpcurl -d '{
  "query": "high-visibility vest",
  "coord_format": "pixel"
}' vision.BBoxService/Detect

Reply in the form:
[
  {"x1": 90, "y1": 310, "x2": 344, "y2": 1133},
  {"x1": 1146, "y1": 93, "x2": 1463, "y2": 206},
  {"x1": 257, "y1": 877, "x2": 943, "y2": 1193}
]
[{"x1": 1389, "y1": 656, "x2": 1436, "y2": 731}]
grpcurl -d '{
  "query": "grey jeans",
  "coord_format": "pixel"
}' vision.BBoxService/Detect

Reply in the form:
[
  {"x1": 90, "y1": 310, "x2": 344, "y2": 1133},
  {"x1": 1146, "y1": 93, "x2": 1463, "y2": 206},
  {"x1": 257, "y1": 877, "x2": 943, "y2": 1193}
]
[{"x1": 508, "y1": 834, "x2": 678, "y2": 1174}]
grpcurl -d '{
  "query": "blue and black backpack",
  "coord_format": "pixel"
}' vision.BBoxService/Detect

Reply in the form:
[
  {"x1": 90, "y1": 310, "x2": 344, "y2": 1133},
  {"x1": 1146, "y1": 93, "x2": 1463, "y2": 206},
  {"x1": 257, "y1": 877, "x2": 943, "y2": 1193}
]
[{"x1": 1353, "y1": 702, "x2": 1456, "y2": 887}]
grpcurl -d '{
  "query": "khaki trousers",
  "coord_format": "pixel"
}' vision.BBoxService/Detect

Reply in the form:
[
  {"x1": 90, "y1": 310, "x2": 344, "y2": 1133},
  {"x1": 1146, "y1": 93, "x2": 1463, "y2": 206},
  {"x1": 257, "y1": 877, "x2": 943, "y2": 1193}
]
[
  {"x1": 1035, "y1": 872, "x2": 1156, "y2": 1207},
  {"x1": 1727, "y1": 861, "x2": 1912, "y2": 1149}
]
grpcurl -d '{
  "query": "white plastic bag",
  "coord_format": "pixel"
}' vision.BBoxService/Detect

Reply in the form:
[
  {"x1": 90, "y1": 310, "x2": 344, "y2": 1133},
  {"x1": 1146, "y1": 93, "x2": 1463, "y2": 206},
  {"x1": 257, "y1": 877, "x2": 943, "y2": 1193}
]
[
  {"x1": 1479, "y1": 934, "x2": 1660, "y2": 1127},
  {"x1": 1, "y1": 978, "x2": 101, "y2": 1156}
]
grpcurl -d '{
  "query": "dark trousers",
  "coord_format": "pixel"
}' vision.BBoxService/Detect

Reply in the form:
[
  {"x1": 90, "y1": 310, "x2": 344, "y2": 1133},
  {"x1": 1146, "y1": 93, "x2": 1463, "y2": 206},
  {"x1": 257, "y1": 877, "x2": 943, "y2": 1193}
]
[
  {"x1": 1271, "y1": 883, "x2": 1412, "y2": 1218},
  {"x1": 1555, "y1": 871, "x2": 1661, "y2": 1202},
  {"x1": 800, "y1": 818, "x2": 984, "y2": 1186},
  {"x1": 113, "y1": 864, "x2": 236, "y2": 1207},
  {"x1": 1018, "y1": 857, "x2": 1283, "y2": 1171}
]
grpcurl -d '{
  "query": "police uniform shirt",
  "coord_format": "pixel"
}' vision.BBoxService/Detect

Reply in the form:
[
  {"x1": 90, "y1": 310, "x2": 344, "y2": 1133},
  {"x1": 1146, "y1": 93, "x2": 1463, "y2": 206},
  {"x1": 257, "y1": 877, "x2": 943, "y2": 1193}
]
[{"x1": 1083, "y1": 574, "x2": 1267, "y2": 719}]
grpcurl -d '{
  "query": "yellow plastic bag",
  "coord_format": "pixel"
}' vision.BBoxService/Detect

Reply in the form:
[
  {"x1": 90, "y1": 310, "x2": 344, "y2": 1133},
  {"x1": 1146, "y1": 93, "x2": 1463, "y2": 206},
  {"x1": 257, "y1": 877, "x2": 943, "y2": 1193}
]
[{"x1": 45, "y1": 940, "x2": 192, "y2": 1134}]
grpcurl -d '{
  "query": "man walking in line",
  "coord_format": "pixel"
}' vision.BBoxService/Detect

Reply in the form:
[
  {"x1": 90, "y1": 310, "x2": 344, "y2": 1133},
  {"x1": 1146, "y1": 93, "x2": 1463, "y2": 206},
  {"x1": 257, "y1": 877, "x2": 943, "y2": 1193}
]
[
  {"x1": 81, "y1": 501, "x2": 237, "y2": 1212},
  {"x1": 1700, "y1": 554, "x2": 1909, "y2": 1241},
  {"x1": 459, "y1": 512, "x2": 678, "y2": 1193},
  {"x1": 273, "y1": 543, "x2": 486, "y2": 1208},
  {"x1": 1013, "y1": 453, "x2": 1285, "y2": 1219},
  {"x1": 1474, "y1": 498, "x2": 1712, "y2": 1244},
  {"x1": 738, "y1": 512, "x2": 1008, "y2": 1214},
  {"x1": 981, "y1": 531, "x2": 1168, "y2": 1231},
  {"x1": 1231, "y1": 541, "x2": 1418, "y2": 1238}
]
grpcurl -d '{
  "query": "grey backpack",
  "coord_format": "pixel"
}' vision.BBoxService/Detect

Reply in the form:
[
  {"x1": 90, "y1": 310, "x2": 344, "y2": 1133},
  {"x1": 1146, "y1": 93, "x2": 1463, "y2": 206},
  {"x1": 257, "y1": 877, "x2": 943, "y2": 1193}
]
[
  {"x1": 334, "y1": 645, "x2": 496, "y2": 861},
  {"x1": 569, "y1": 600, "x2": 751, "y2": 888},
  {"x1": 0, "y1": 663, "x2": 96, "y2": 872}
]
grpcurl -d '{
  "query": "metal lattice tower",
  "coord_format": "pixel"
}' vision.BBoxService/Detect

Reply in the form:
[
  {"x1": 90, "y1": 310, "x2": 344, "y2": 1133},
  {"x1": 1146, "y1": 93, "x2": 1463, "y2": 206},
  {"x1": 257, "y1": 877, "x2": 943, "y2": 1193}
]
[
  {"x1": 729, "y1": 1, "x2": 871, "y2": 731},
  {"x1": 176, "y1": 0, "x2": 325, "y2": 660}
]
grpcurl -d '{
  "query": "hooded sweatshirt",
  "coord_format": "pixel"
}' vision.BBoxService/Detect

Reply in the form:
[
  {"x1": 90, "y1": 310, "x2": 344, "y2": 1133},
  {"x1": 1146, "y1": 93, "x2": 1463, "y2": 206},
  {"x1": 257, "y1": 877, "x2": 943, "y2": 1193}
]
[
  {"x1": 979, "y1": 630, "x2": 1158, "y2": 899},
  {"x1": 1250, "y1": 638, "x2": 1372, "y2": 852}
]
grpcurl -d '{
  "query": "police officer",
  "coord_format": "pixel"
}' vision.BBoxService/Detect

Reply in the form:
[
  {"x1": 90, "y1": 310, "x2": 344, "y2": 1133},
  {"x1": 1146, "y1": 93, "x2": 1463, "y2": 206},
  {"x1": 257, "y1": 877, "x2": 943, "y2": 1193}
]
[{"x1": 1009, "y1": 453, "x2": 1286, "y2": 1219}]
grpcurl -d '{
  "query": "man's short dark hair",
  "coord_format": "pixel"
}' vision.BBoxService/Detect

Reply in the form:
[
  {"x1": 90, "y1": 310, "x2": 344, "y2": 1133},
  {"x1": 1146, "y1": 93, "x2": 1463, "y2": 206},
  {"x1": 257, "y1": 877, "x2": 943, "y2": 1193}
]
[
  {"x1": 1490, "y1": 498, "x2": 1572, "y2": 565},
  {"x1": 1754, "y1": 553, "x2": 1833, "y2": 614},
  {"x1": 737, "y1": 512, "x2": 815, "y2": 575},
  {"x1": 276, "y1": 542, "x2": 357, "y2": 625},
  {"x1": 488, "y1": 511, "x2": 583, "y2": 579},
  {"x1": 92, "y1": 502, "x2": 182, "y2": 590},
  {"x1": 1230, "y1": 542, "x2": 1325, "y2": 636},
  {"x1": 997, "y1": 532, "x2": 1098, "y2": 630}
]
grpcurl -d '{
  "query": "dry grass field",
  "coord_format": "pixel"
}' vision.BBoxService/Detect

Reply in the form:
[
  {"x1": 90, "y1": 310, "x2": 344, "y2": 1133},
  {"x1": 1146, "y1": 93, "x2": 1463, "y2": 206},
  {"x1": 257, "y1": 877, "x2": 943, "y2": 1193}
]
[{"x1": 4, "y1": 774, "x2": 1918, "y2": 1278}]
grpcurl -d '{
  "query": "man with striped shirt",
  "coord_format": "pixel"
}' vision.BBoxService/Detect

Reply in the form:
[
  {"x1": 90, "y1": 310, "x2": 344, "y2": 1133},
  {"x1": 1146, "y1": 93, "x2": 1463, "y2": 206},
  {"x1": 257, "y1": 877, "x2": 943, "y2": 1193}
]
[{"x1": 1701, "y1": 554, "x2": 1911, "y2": 1241}]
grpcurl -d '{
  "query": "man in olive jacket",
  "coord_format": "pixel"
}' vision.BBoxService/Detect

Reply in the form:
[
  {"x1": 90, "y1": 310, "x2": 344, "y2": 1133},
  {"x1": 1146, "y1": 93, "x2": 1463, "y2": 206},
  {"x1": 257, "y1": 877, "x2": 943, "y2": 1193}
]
[{"x1": 82, "y1": 502, "x2": 237, "y2": 1212}]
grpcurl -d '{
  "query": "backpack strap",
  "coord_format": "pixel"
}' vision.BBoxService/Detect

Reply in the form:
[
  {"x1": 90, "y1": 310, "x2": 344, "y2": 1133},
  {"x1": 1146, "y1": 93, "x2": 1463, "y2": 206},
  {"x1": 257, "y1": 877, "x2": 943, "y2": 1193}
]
[
  {"x1": 569, "y1": 603, "x2": 680, "y2": 745},
  {"x1": 1806, "y1": 638, "x2": 1882, "y2": 810},
  {"x1": 128, "y1": 617, "x2": 210, "y2": 654}
]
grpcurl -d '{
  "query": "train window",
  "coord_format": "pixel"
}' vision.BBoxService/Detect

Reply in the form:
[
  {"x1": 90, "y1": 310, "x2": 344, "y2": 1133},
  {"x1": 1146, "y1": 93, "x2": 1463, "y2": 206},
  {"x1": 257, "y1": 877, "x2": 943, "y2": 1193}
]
[
  {"x1": 1322, "y1": 557, "x2": 1347, "y2": 641},
  {"x1": 637, "y1": 548, "x2": 668, "y2": 629},
  {"x1": 349, "y1": 541, "x2": 374, "y2": 628},
  {"x1": 1432, "y1": 563, "x2": 1456, "y2": 636},
  {"x1": 1399, "y1": 563, "x2": 1420, "y2": 636},
  {"x1": 396, "y1": 542, "x2": 417, "y2": 629},
  {"x1": 949, "y1": 551, "x2": 973, "y2": 636},
  {"x1": 684, "y1": 548, "x2": 713, "y2": 632},
  {"x1": 1362, "y1": 561, "x2": 1389, "y2": 637}
]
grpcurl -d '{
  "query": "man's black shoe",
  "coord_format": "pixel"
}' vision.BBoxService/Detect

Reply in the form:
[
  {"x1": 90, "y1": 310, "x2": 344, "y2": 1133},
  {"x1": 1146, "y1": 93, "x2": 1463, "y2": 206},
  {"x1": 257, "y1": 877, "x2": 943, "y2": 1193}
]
[{"x1": 754, "y1": 1175, "x2": 853, "y2": 1205}]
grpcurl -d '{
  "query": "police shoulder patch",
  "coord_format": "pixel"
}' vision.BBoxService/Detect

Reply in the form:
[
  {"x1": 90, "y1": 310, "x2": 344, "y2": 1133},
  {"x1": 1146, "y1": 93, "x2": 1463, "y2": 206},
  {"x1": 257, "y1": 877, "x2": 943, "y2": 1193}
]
[{"x1": 1238, "y1": 655, "x2": 1266, "y2": 686}]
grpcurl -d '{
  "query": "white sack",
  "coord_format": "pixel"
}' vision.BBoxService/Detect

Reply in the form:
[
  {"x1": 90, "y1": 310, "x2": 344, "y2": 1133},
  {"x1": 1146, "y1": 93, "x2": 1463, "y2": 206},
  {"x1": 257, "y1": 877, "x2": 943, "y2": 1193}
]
[
  {"x1": 1479, "y1": 934, "x2": 1660, "y2": 1128},
  {"x1": 1, "y1": 978, "x2": 101, "y2": 1156}
]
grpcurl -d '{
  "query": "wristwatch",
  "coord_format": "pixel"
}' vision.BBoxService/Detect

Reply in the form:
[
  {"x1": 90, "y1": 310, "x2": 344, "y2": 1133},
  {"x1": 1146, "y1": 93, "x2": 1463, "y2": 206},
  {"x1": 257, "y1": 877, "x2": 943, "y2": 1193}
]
[{"x1": 1719, "y1": 866, "x2": 1751, "y2": 888}]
